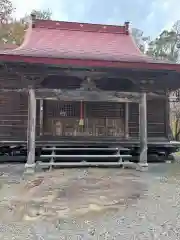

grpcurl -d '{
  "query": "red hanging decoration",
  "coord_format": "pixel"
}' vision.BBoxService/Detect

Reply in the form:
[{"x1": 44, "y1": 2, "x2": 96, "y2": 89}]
[{"x1": 79, "y1": 100, "x2": 84, "y2": 126}]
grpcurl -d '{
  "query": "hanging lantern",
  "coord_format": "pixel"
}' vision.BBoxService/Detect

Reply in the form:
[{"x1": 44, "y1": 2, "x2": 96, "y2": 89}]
[{"x1": 79, "y1": 100, "x2": 84, "y2": 126}]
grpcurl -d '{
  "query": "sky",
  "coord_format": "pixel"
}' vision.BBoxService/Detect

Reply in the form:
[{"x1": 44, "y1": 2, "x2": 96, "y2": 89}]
[{"x1": 11, "y1": 0, "x2": 180, "y2": 38}]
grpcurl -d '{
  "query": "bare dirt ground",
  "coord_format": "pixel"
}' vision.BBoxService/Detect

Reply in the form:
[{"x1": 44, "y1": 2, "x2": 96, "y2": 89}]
[{"x1": 0, "y1": 163, "x2": 180, "y2": 239}]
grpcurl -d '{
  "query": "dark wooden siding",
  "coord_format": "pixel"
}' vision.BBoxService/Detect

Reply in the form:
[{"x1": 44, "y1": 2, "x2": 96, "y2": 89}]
[
  {"x1": 129, "y1": 102, "x2": 139, "y2": 137},
  {"x1": 0, "y1": 93, "x2": 167, "y2": 139},
  {"x1": 128, "y1": 99, "x2": 166, "y2": 137},
  {"x1": 85, "y1": 102, "x2": 124, "y2": 118},
  {"x1": 0, "y1": 92, "x2": 28, "y2": 138},
  {"x1": 147, "y1": 99, "x2": 166, "y2": 137}
]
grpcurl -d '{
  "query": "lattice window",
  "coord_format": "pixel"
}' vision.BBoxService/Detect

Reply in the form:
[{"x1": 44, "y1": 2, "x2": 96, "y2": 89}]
[{"x1": 60, "y1": 104, "x2": 75, "y2": 117}]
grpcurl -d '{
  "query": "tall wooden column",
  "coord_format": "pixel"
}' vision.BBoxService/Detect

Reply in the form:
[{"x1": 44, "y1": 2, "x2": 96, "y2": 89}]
[
  {"x1": 39, "y1": 99, "x2": 44, "y2": 136},
  {"x1": 165, "y1": 91, "x2": 171, "y2": 138},
  {"x1": 25, "y1": 88, "x2": 36, "y2": 173},
  {"x1": 27, "y1": 95, "x2": 30, "y2": 155},
  {"x1": 138, "y1": 92, "x2": 148, "y2": 170},
  {"x1": 125, "y1": 102, "x2": 129, "y2": 138}
]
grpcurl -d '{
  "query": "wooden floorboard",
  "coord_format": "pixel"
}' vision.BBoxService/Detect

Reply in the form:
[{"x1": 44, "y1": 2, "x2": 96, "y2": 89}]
[{"x1": 0, "y1": 135, "x2": 174, "y2": 147}]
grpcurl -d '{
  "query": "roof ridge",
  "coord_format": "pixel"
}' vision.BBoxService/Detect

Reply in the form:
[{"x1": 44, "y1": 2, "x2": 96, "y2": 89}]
[{"x1": 30, "y1": 14, "x2": 129, "y2": 35}]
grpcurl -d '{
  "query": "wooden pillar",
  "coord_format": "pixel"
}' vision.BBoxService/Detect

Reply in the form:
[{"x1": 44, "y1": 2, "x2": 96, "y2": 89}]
[
  {"x1": 165, "y1": 91, "x2": 171, "y2": 139},
  {"x1": 27, "y1": 95, "x2": 30, "y2": 154},
  {"x1": 39, "y1": 99, "x2": 44, "y2": 136},
  {"x1": 138, "y1": 92, "x2": 148, "y2": 170},
  {"x1": 125, "y1": 102, "x2": 129, "y2": 138},
  {"x1": 25, "y1": 88, "x2": 36, "y2": 173}
]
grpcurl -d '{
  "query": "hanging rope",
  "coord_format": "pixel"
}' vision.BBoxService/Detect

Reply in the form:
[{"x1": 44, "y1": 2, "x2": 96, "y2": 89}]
[{"x1": 79, "y1": 100, "x2": 84, "y2": 126}]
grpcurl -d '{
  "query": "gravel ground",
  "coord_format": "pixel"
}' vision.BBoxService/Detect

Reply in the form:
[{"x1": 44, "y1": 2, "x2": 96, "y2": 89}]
[{"x1": 0, "y1": 163, "x2": 180, "y2": 239}]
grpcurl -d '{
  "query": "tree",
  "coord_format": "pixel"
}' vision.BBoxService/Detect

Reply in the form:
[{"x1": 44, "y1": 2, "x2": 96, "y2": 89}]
[
  {"x1": 31, "y1": 9, "x2": 52, "y2": 20},
  {"x1": 0, "y1": 0, "x2": 15, "y2": 44},
  {"x1": 147, "y1": 21, "x2": 180, "y2": 62},
  {"x1": 0, "y1": 0, "x2": 14, "y2": 24},
  {"x1": 131, "y1": 28, "x2": 150, "y2": 53},
  {"x1": 0, "y1": 8, "x2": 52, "y2": 45},
  {"x1": 170, "y1": 93, "x2": 180, "y2": 140},
  {"x1": 147, "y1": 30, "x2": 180, "y2": 62},
  {"x1": 149, "y1": 21, "x2": 180, "y2": 140},
  {"x1": 5, "y1": 20, "x2": 26, "y2": 45}
]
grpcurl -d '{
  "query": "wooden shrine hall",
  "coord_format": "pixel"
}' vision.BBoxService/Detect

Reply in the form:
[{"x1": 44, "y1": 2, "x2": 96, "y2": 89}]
[{"x1": 0, "y1": 14, "x2": 180, "y2": 172}]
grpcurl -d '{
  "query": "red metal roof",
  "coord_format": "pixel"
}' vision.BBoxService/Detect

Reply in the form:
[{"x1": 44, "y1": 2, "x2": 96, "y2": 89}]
[
  {"x1": 0, "y1": 18, "x2": 153, "y2": 61},
  {"x1": 0, "y1": 17, "x2": 179, "y2": 71}
]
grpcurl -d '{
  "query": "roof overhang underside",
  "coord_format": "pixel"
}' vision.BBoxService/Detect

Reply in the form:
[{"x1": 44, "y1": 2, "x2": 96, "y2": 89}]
[{"x1": 1, "y1": 54, "x2": 180, "y2": 73}]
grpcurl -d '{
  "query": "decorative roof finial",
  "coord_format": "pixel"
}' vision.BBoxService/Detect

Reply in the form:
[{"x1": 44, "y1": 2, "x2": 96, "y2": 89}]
[
  {"x1": 124, "y1": 21, "x2": 130, "y2": 35},
  {"x1": 31, "y1": 12, "x2": 36, "y2": 28}
]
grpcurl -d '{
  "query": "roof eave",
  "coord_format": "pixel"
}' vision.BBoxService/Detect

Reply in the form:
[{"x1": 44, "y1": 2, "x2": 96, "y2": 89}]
[{"x1": 0, "y1": 53, "x2": 179, "y2": 72}]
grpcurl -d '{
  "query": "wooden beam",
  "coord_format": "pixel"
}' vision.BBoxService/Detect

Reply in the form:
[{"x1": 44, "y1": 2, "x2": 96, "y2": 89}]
[
  {"x1": 138, "y1": 92, "x2": 148, "y2": 171},
  {"x1": 36, "y1": 90, "x2": 142, "y2": 103},
  {"x1": 0, "y1": 88, "x2": 167, "y2": 103},
  {"x1": 25, "y1": 88, "x2": 36, "y2": 173}
]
